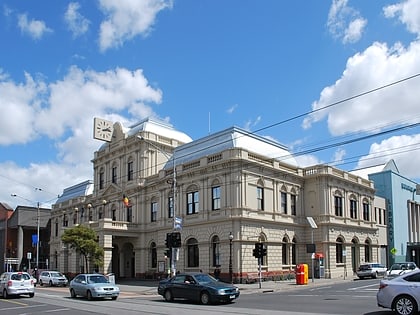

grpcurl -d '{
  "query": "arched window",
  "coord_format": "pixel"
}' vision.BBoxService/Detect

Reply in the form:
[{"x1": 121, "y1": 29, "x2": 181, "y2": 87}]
[
  {"x1": 334, "y1": 191, "x2": 343, "y2": 217},
  {"x1": 349, "y1": 195, "x2": 357, "y2": 219},
  {"x1": 211, "y1": 235, "x2": 220, "y2": 267},
  {"x1": 151, "y1": 242, "x2": 157, "y2": 268},
  {"x1": 187, "y1": 238, "x2": 199, "y2": 267},
  {"x1": 364, "y1": 239, "x2": 371, "y2": 262},
  {"x1": 292, "y1": 237, "x2": 297, "y2": 265},
  {"x1": 282, "y1": 236, "x2": 289, "y2": 265},
  {"x1": 336, "y1": 237, "x2": 344, "y2": 264}
]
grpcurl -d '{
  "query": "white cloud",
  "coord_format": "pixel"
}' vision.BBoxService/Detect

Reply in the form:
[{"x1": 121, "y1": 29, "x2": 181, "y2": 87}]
[
  {"x1": 356, "y1": 134, "x2": 420, "y2": 179},
  {"x1": 327, "y1": 0, "x2": 367, "y2": 44},
  {"x1": 98, "y1": 0, "x2": 173, "y2": 52},
  {"x1": 0, "y1": 66, "x2": 163, "y2": 204},
  {"x1": 227, "y1": 104, "x2": 238, "y2": 114},
  {"x1": 243, "y1": 116, "x2": 262, "y2": 131},
  {"x1": 384, "y1": 0, "x2": 420, "y2": 36},
  {"x1": 332, "y1": 148, "x2": 346, "y2": 164},
  {"x1": 302, "y1": 41, "x2": 420, "y2": 136},
  {"x1": 17, "y1": 13, "x2": 52, "y2": 40},
  {"x1": 64, "y1": 2, "x2": 90, "y2": 38}
]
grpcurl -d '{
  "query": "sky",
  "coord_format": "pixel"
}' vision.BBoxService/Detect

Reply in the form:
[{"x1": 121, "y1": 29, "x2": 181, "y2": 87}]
[{"x1": 1, "y1": 0, "x2": 420, "y2": 209}]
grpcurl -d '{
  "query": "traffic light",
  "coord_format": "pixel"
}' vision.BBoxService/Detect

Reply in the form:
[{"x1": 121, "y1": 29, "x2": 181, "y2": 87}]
[
  {"x1": 253, "y1": 242, "x2": 263, "y2": 258},
  {"x1": 261, "y1": 246, "x2": 267, "y2": 257},
  {"x1": 165, "y1": 233, "x2": 173, "y2": 248},
  {"x1": 164, "y1": 249, "x2": 171, "y2": 259},
  {"x1": 172, "y1": 232, "x2": 181, "y2": 248}
]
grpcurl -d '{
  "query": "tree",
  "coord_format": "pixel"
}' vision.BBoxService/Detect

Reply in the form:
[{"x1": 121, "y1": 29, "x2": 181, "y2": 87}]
[{"x1": 61, "y1": 225, "x2": 104, "y2": 273}]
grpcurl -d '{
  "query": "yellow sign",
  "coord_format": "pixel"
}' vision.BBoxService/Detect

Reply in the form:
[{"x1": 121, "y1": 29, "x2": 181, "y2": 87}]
[{"x1": 390, "y1": 247, "x2": 397, "y2": 255}]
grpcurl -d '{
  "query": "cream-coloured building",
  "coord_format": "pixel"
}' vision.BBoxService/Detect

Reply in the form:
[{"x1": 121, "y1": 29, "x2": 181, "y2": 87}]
[{"x1": 50, "y1": 118, "x2": 387, "y2": 282}]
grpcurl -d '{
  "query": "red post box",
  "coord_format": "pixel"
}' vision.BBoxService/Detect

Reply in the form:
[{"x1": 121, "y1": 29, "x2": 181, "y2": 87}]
[{"x1": 296, "y1": 263, "x2": 309, "y2": 285}]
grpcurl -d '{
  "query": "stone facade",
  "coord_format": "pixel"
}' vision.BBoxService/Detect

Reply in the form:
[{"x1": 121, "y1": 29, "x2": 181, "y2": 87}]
[{"x1": 50, "y1": 118, "x2": 387, "y2": 281}]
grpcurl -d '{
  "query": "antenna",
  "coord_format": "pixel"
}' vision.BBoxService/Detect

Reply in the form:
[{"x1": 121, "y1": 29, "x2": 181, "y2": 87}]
[{"x1": 208, "y1": 112, "x2": 211, "y2": 134}]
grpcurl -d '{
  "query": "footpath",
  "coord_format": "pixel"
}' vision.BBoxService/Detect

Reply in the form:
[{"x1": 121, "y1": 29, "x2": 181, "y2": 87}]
[{"x1": 115, "y1": 275, "x2": 358, "y2": 297}]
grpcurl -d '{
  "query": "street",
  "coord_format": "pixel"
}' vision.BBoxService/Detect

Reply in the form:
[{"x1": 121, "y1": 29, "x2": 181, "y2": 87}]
[{"x1": 0, "y1": 278, "x2": 395, "y2": 315}]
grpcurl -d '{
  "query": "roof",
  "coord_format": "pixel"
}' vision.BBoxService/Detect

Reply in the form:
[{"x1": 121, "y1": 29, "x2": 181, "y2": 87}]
[
  {"x1": 56, "y1": 180, "x2": 94, "y2": 204},
  {"x1": 164, "y1": 126, "x2": 298, "y2": 169},
  {"x1": 126, "y1": 117, "x2": 193, "y2": 144},
  {"x1": 350, "y1": 159, "x2": 399, "y2": 180}
]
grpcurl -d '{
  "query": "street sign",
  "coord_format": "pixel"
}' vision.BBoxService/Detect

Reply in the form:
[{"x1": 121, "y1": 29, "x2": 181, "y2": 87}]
[
  {"x1": 390, "y1": 247, "x2": 397, "y2": 255},
  {"x1": 27, "y1": 252, "x2": 32, "y2": 260}
]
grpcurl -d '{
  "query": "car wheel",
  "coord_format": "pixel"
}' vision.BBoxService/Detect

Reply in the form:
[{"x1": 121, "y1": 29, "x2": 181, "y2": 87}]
[
  {"x1": 3, "y1": 289, "x2": 9, "y2": 299},
  {"x1": 39, "y1": 280, "x2": 43, "y2": 286},
  {"x1": 394, "y1": 295, "x2": 417, "y2": 315},
  {"x1": 29, "y1": 293, "x2": 34, "y2": 298},
  {"x1": 200, "y1": 291, "x2": 210, "y2": 305},
  {"x1": 70, "y1": 288, "x2": 77, "y2": 298},
  {"x1": 164, "y1": 289, "x2": 173, "y2": 302},
  {"x1": 87, "y1": 290, "x2": 93, "y2": 301},
  {"x1": 372, "y1": 272, "x2": 377, "y2": 279},
  {"x1": 49, "y1": 280, "x2": 53, "y2": 287}
]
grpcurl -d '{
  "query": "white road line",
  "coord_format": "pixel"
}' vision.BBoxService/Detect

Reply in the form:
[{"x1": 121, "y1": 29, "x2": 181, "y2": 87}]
[{"x1": 347, "y1": 283, "x2": 379, "y2": 291}]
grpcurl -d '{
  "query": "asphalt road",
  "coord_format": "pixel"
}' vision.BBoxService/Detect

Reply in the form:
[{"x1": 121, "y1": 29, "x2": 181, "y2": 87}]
[{"x1": 0, "y1": 278, "x2": 395, "y2": 315}]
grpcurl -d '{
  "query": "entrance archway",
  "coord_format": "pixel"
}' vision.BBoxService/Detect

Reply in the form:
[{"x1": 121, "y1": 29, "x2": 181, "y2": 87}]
[{"x1": 122, "y1": 243, "x2": 135, "y2": 278}]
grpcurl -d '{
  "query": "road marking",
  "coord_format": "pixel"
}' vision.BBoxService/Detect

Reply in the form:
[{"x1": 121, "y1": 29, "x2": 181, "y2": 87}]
[
  {"x1": 347, "y1": 283, "x2": 378, "y2": 291},
  {"x1": 0, "y1": 299, "x2": 29, "y2": 306}
]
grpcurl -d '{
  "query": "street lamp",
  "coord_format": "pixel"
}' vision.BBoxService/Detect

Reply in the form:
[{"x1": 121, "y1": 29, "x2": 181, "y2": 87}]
[
  {"x1": 137, "y1": 135, "x2": 178, "y2": 276},
  {"x1": 229, "y1": 231, "x2": 233, "y2": 283}
]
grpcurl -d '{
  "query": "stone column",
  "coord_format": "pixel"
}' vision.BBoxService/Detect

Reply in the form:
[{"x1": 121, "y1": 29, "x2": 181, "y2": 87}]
[
  {"x1": 17, "y1": 226, "x2": 23, "y2": 267},
  {"x1": 101, "y1": 234, "x2": 113, "y2": 274}
]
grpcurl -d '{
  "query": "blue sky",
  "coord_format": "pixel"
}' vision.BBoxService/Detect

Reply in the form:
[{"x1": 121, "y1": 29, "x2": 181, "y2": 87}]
[{"x1": 1, "y1": 0, "x2": 420, "y2": 208}]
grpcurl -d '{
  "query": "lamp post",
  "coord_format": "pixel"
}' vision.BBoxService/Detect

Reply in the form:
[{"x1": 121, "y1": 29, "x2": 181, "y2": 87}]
[
  {"x1": 229, "y1": 231, "x2": 233, "y2": 283},
  {"x1": 137, "y1": 135, "x2": 177, "y2": 276}
]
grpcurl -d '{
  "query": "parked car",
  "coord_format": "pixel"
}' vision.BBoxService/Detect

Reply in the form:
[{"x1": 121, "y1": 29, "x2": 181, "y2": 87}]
[
  {"x1": 387, "y1": 262, "x2": 418, "y2": 278},
  {"x1": 158, "y1": 272, "x2": 240, "y2": 305},
  {"x1": 0, "y1": 271, "x2": 35, "y2": 298},
  {"x1": 69, "y1": 274, "x2": 119, "y2": 300},
  {"x1": 356, "y1": 263, "x2": 387, "y2": 279},
  {"x1": 39, "y1": 271, "x2": 68, "y2": 287},
  {"x1": 377, "y1": 269, "x2": 420, "y2": 315}
]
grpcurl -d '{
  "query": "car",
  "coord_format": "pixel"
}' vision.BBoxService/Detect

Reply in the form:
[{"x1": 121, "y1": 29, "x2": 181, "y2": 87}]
[
  {"x1": 69, "y1": 273, "x2": 119, "y2": 300},
  {"x1": 157, "y1": 272, "x2": 240, "y2": 305},
  {"x1": 0, "y1": 271, "x2": 35, "y2": 298},
  {"x1": 387, "y1": 262, "x2": 419, "y2": 278},
  {"x1": 377, "y1": 269, "x2": 420, "y2": 315},
  {"x1": 39, "y1": 271, "x2": 68, "y2": 287},
  {"x1": 356, "y1": 263, "x2": 387, "y2": 279}
]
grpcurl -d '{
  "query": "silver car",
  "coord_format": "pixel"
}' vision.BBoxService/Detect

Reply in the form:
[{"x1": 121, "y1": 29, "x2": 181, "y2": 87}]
[
  {"x1": 69, "y1": 274, "x2": 119, "y2": 300},
  {"x1": 0, "y1": 271, "x2": 35, "y2": 298},
  {"x1": 39, "y1": 271, "x2": 68, "y2": 287},
  {"x1": 377, "y1": 269, "x2": 420, "y2": 315}
]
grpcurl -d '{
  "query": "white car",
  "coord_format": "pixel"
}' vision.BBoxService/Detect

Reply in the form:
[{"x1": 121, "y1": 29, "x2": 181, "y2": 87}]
[
  {"x1": 0, "y1": 271, "x2": 35, "y2": 298},
  {"x1": 356, "y1": 263, "x2": 387, "y2": 279},
  {"x1": 377, "y1": 269, "x2": 420, "y2": 315},
  {"x1": 39, "y1": 271, "x2": 68, "y2": 287},
  {"x1": 387, "y1": 262, "x2": 418, "y2": 278}
]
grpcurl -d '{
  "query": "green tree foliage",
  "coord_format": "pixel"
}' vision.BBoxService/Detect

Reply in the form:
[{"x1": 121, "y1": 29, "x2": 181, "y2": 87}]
[{"x1": 61, "y1": 225, "x2": 104, "y2": 273}]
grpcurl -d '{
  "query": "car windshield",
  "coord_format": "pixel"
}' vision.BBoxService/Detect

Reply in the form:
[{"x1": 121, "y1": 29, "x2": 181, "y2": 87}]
[
  {"x1": 194, "y1": 274, "x2": 217, "y2": 284},
  {"x1": 87, "y1": 275, "x2": 108, "y2": 284},
  {"x1": 11, "y1": 273, "x2": 30, "y2": 281},
  {"x1": 51, "y1": 272, "x2": 64, "y2": 277}
]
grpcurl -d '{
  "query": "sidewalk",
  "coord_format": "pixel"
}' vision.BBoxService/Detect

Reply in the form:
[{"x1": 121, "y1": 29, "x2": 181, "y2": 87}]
[{"x1": 115, "y1": 276, "x2": 357, "y2": 296}]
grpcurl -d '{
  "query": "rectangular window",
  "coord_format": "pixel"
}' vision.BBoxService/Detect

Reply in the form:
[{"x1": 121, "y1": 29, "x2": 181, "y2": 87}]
[
  {"x1": 168, "y1": 197, "x2": 174, "y2": 218},
  {"x1": 281, "y1": 192, "x2": 287, "y2": 214},
  {"x1": 127, "y1": 161, "x2": 134, "y2": 181},
  {"x1": 212, "y1": 186, "x2": 221, "y2": 210},
  {"x1": 291, "y1": 194, "x2": 296, "y2": 215},
  {"x1": 350, "y1": 199, "x2": 357, "y2": 219},
  {"x1": 363, "y1": 202, "x2": 370, "y2": 221},
  {"x1": 112, "y1": 166, "x2": 117, "y2": 184},
  {"x1": 257, "y1": 187, "x2": 264, "y2": 210},
  {"x1": 334, "y1": 196, "x2": 343, "y2": 216},
  {"x1": 126, "y1": 206, "x2": 132, "y2": 222},
  {"x1": 151, "y1": 202, "x2": 158, "y2": 222},
  {"x1": 99, "y1": 171, "x2": 104, "y2": 189},
  {"x1": 187, "y1": 191, "x2": 199, "y2": 215}
]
